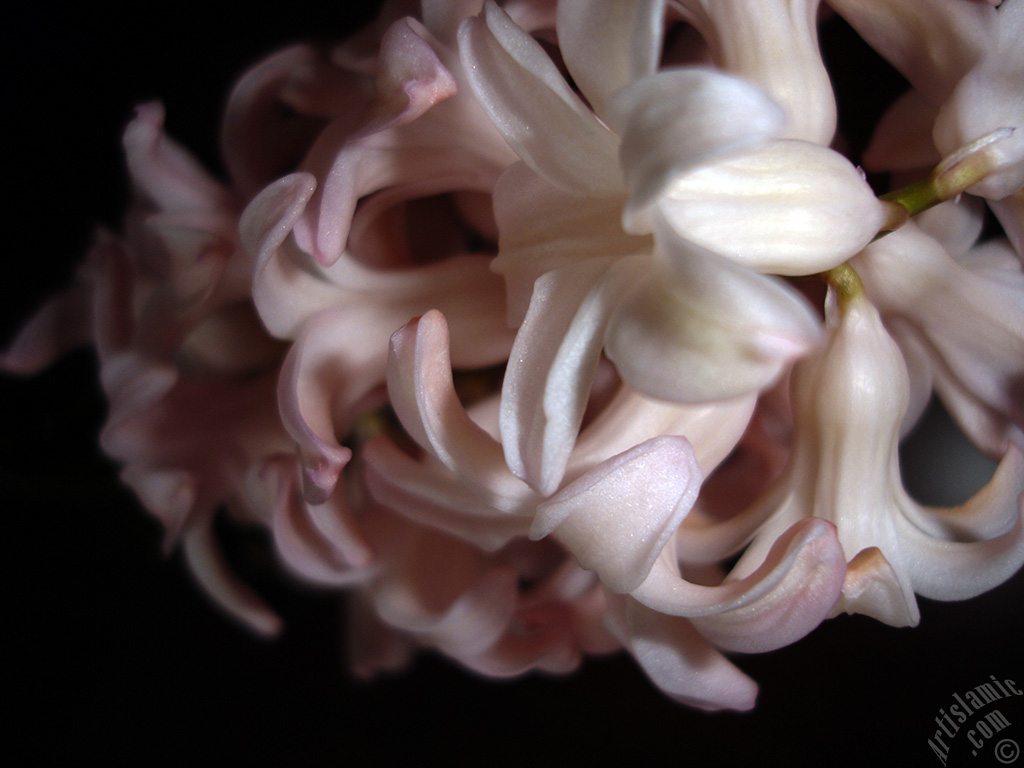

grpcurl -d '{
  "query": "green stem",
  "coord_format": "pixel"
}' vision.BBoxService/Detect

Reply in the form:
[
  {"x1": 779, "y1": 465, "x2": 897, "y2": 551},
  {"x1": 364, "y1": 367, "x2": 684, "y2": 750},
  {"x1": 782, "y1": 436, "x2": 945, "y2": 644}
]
[{"x1": 825, "y1": 263, "x2": 865, "y2": 313}]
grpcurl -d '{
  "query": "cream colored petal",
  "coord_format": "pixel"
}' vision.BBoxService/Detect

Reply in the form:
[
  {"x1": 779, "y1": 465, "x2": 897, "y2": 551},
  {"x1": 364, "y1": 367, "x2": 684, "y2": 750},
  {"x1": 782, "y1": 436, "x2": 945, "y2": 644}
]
[
  {"x1": 658, "y1": 140, "x2": 890, "y2": 275},
  {"x1": 610, "y1": 69, "x2": 785, "y2": 231},
  {"x1": 674, "y1": 0, "x2": 835, "y2": 144},
  {"x1": 556, "y1": 0, "x2": 665, "y2": 120},
  {"x1": 605, "y1": 221, "x2": 821, "y2": 403}
]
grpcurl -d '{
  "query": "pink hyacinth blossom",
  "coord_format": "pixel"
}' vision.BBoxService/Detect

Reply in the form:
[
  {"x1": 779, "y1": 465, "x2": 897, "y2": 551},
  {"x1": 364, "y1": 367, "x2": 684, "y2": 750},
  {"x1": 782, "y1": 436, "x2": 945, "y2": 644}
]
[{"x1": 7, "y1": 0, "x2": 1024, "y2": 719}]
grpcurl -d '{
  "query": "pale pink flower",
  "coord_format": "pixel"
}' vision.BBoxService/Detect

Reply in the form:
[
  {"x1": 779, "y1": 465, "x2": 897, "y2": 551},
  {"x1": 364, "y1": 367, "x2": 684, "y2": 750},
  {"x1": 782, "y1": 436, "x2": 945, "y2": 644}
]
[
  {"x1": 5, "y1": 105, "x2": 296, "y2": 634},
  {"x1": 8, "y1": 0, "x2": 1023, "y2": 715},
  {"x1": 245, "y1": 8, "x2": 523, "y2": 505},
  {"x1": 460, "y1": 2, "x2": 891, "y2": 496},
  {"x1": 361, "y1": 309, "x2": 845, "y2": 706},
  {"x1": 726, "y1": 288, "x2": 1024, "y2": 627}
]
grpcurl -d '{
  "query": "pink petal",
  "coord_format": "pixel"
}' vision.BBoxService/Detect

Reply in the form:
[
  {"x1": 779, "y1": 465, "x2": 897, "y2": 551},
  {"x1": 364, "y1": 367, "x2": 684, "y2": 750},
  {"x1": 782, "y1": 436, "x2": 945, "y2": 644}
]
[
  {"x1": 220, "y1": 45, "x2": 363, "y2": 197},
  {"x1": 182, "y1": 518, "x2": 282, "y2": 637},
  {"x1": 358, "y1": 18, "x2": 459, "y2": 136},
  {"x1": 370, "y1": 531, "x2": 520, "y2": 657},
  {"x1": 633, "y1": 519, "x2": 844, "y2": 627},
  {"x1": 533, "y1": 436, "x2": 703, "y2": 593},
  {"x1": 362, "y1": 437, "x2": 534, "y2": 550},
  {"x1": 458, "y1": 1, "x2": 622, "y2": 194},
  {"x1": 606, "y1": 596, "x2": 758, "y2": 711},
  {"x1": 1, "y1": 285, "x2": 91, "y2": 375},
  {"x1": 277, "y1": 310, "x2": 374, "y2": 504},
  {"x1": 262, "y1": 458, "x2": 375, "y2": 586},
  {"x1": 387, "y1": 310, "x2": 531, "y2": 499},
  {"x1": 123, "y1": 103, "x2": 234, "y2": 214}
]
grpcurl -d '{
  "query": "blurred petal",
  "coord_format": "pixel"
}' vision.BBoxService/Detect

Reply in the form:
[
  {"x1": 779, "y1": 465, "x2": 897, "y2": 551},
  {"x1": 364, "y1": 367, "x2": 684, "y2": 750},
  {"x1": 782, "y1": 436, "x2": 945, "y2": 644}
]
[
  {"x1": 123, "y1": 103, "x2": 234, "y2": 214},
  {"x1": 827, "y1": 0, "x2": 997, "y2": 104},
  {"x1": 610, "y1": 69, "x2": 785, "y2": 230},
  {"x1": 183, "y1": 519, "x2": 282, "y2": 637},
  {"x1": 556, "y1": 0, "x2": 665, "y2": 120},
  {"x1": 863, "y1": 88, "x2": 941, "y2": 173},
  {"x1": 606, "y1": 596, "x2": 758, "y2": 711}
]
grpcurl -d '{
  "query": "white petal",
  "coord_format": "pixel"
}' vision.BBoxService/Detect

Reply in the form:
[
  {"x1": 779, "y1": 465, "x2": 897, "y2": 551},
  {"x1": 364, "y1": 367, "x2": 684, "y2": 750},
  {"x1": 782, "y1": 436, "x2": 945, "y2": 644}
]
[
  {"x1": 658, "y1": 140, "x2": 890, "y2": 274},
  {"x1": 854, "y1": 224, "x2": 1024, "y2": 442},
  {"x1": 934, "y1": 72, "x2": 1024, "y2": 200},
  {"x1": 605, "y1": 221, "x2": 821, "y2": 403},
  {"x1": 500, "y1": 257, "x2": 643, "y2": 495},
  {"x1": 674, "y1": 0, "x2": 836, "y2": 144},
  {"x1": 609, "y1": 69, "x2": 785, "y2": 231},
  {"x1": 896, "y1": 492, "x2": 1024, "y2": 602}
]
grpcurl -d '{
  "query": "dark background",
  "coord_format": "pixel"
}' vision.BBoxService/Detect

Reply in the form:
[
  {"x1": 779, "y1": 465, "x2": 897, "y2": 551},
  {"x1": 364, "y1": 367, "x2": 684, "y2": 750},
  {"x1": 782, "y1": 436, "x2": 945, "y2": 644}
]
[{"x1": 3, "y1": 2, "x2": 1021, "y2": 766}]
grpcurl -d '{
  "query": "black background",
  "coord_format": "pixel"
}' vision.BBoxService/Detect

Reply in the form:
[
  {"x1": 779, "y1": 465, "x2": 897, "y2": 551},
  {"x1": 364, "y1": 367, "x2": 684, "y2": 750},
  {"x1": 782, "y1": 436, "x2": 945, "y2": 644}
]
[{"x1": 3, "y1": 2, "x2": 1021, "y2": 766}]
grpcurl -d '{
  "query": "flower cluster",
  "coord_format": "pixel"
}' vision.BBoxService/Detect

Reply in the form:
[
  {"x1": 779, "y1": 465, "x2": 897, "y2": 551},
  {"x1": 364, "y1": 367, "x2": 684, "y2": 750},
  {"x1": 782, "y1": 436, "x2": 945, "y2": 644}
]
[{"x1": 5, "y1": 0, "x2": 1022, "y2": 710}]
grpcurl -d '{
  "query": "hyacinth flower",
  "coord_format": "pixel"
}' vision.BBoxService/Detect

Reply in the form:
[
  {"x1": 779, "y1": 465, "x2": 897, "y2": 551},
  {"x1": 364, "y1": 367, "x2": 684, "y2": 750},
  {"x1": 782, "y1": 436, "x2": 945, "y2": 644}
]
[
  {"x1": 461, "y1": 0, "x2": 896, "y2": 498},
  {"x1": 5, "y1": 0, "x2": 1024, "y2": 719},
  {"x1": 243, "y1": 4, "x2": 541, "y2": 506},
  {"x1": 721, "y1": 272, "x2": 1024, "y2": 628},
  {"x1": 4, "y1": 104, "x2": 292, "y2": 634},
  {"x1": 359, "y1": 308, "x2": 847, "y2": 707}
]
